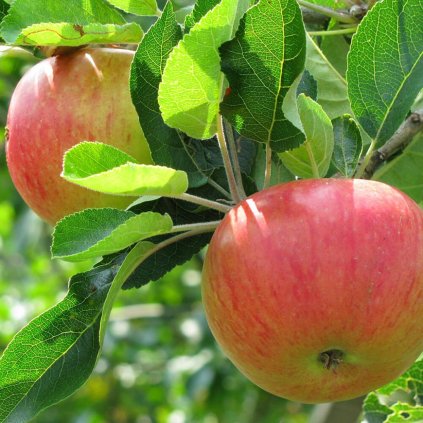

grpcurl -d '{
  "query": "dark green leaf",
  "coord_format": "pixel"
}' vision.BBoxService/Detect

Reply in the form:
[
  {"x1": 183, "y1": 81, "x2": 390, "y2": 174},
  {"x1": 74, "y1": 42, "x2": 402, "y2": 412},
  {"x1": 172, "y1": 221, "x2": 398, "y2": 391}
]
[
  {"x1": 297, "y1": 69, "x2": 317, "y2": 101},
  {"x1": 220, "y1": 0, "x2": 306, "y2": 151},
  {"x1": 347, "y1": 0, "x2": 423, "y2": 144},
  {"x1": 52, "y1": 209, "x2": 173, "y2": 262},
  {"x1": 123, "y1": 197, "x2": 221, "y2": 289},
  {"x1": 184, "y1": 0, "x2": 220, "y2": 32},
  {"x1": 0, "y1": 0, "x2": 125, "y2": 44},
  {"x1": 0, "y1": 256, "x2": 122, "y2": 423},
  {"x1": 331, "y1": 115, "x2": 362, "y2": 177},
  {"x1": 0, "y1": 0, "x2": 9, "y2": 23},
  {"x1": 130, "y1": 2, "x2": 208, "y2": 187}
]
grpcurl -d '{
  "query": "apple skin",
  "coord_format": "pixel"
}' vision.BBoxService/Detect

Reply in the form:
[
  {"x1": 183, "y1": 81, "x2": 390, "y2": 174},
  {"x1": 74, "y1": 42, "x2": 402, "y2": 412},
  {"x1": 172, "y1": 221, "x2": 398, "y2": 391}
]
[
  {"x1": 202, "y1": 179, "x2": 423, "y2": 403},
  {"x1": 6, "y1": 48, "x2": 152, "y2": 225}
]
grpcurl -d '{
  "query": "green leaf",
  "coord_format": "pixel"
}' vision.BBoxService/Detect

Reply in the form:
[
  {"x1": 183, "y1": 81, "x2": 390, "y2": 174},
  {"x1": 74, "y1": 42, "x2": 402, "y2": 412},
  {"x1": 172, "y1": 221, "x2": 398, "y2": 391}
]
[
  {"x1": 184, "y1": 0, "x2": 220, "y2": 32},
  {"x1": 52, "y1": 209, "x2": 173, "y2": 262},
  {"x1": 158, "y1": 0, "x2": 251, "y2": 139},
  {"x1": 374, "y1": 133, "x2": 423, "y2": 203},
  {"x1": 279, "y1": 94, "x2": 334, "y2": 178},
  {"x1": 62, "y1": 142, "x2": 189, "y2": 197},
  {"x1": 99, "y1": 240, "x2": 156, "y2": 344},
  {"x1": 0, "y1": 0, "x2": 9, "y2": 23},
  {"x1": 123, "y1": 197, "x2": 220, "y2": 289},
  {"x1": 0, "y1": 0, "x2": 125, "y2": 44},
  {"x1": 130, "y1": 2, "x2": 208, "y2": 187},
  {"x1": 220, "y1": 0, "x2": 306, "y2": 151},
  {"x1": 347, "y1": 0, "x2": 423, "y2": 144},
  {"x1": 105, "y1": 0, "x2": 158, "y2": 16},
  {"x1": 331, "y1": 115, "x2": 362, "y2": 177},
  {"x1": 0, "y1": 256, "x2": 122, "y2": 423},
  {"x1": 15, "y1": 21, "x2": 142, "y2": 46},
  {"x1": 306, "y1": 34, "x2": 350, "y2": 119},
  {"x1": 363, "y1": 359, "x2": 423, "y2": 423}
]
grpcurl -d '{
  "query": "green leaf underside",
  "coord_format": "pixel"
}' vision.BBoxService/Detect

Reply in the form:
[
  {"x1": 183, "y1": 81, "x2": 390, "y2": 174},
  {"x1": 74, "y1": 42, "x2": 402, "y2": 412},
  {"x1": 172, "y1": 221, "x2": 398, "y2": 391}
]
[
  {"x1": 220, "y1": 0, "x2": 306, "y2": 151},
  {"x1": 63, "y1": 142, "x2": 139, "y2": 177},
  {"x1": 279, "y1": 94, "x2": 334, "y2": 178},
  {"x1": 0, "y1": 0, "x2": 125, "y2": 44},
  {"x1": 99, "y1": 241, "x2": 156, "y2": 344},
  {"x1": 347, "y1": 0, "x2": 423, "y2": 144},
  {"x1": 375, "y1": 133, "x2": 423, "y2": 203},
  {"x1": 363, "y1": 359, "x2": 423, "y2": 423},
  {"x1": 105, "y1": 0, "x2": 158, "y2": 16},
  {"x1": 158, "y1": 0, "x2": 252, "y2": 139},
  {"x1": 130, "y1": 3, "x2": 207, "y2": 187},
  {"x1": 184, "y1": 0, "x2": 220, "y2": 32},
  {"x1": 52, "y1": 209, "x2": 172, "y2": 262},
  {"x1": 305, "y1": 34, "x2": 350, "y2": 120},
  {"x1": 0, "y1": 256, "x2": 122, "y2": 423},
  {"x1": 62, "y1": 142, "x2": 189, "y2": 196},
  {"x1": 331, "y1": 115, "x2": 362, "y2": 177},
  {"x1": 15, "y1": 22, "x2": 142, "y2": 46}
]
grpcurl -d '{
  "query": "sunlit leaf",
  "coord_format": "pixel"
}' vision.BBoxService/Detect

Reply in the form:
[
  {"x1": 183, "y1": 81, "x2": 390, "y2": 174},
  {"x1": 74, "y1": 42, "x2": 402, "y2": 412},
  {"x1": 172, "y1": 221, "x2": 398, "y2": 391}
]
[
  {"x1": 52, "y1": 209, "x2": 172, "y2": 262},
  {"x1": 347, "y1": 0, "x2": 423, "y2": 144},
  {"x1": 158, "y1": 0, "x2": 251, "y2": 139}
]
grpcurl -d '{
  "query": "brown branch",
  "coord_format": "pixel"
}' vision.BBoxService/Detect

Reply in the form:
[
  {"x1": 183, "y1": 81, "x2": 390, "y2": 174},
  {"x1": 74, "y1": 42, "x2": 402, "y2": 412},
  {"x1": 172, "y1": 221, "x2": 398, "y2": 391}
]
[{"x1": 360, "y1": 110, "x2": 423, "y2": 180}]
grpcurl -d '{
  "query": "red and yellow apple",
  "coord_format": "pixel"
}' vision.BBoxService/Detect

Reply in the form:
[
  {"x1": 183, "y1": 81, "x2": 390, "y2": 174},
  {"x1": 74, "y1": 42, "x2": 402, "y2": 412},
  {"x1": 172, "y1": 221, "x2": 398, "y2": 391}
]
[
  {"x1": 6, "y1": 47, "x2": 151, "y2": 225},
  {"x1": 202, "y1": 179, "x2": 423, "y2": 403}
]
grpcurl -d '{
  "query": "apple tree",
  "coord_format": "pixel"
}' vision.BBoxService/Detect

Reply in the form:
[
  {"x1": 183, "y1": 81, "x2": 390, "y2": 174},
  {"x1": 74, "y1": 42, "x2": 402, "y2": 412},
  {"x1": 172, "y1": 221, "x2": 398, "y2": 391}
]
[{"x1": 0, "y1": 0, "x2": 422, "y2": 422}]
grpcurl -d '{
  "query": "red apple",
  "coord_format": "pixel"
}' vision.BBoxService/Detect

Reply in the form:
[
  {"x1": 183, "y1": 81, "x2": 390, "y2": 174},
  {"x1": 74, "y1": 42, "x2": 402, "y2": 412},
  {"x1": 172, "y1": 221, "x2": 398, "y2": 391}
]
[
  {"x1": 6, "y1": 48, "x2": 152, "y2": 225},
  {"x1": 202, "y1": 179, "x2": 423, "y2": 403}
]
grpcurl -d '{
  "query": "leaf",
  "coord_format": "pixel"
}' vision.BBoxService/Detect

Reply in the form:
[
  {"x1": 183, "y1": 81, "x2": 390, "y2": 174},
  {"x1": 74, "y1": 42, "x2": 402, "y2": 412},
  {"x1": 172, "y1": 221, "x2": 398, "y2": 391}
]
[
  {"x1": 105, "y1": 0, "x2": 158, "y2": 16},
  {"x1": 62, "y1": 142, "x2": 189, "y2": 197},
  {"x1": 220, "y1": 0, "x2": 306, "y2": 152},
  {"x1": 52, "y1": 209, "x2": 173, "y2": 262},
  {"x1": 15, "y1": 22, "x2": 142, "y2": 46},
  {"x1": 0, "y1": 255, "x2": 123, "y2": 423},
  {"x1": 130, "y1": 3, "x2": 208, "y2": 187},
  {"x1": 0, "y1": 0, "x2": 9, "y2": 23},
  {"x1": 363, "y1": 359, "x2": 423, "y2": 423},
  {"x1": 321, "y1": 27, "x2": 349, "y2": 77},
  {"x1": 123, "y1": 197, "x2": 220, "y2": 289},
  {"x1": 279, "y1": 94, "x2": 334, "y2": 178},
  {"x1": 0, "y1": 0, "x2": 125, "y2": 44},
  {"x1": 347, "y1": 0, "x2": 423, "y2": 144},
  {"x1": 184, "y1": 0, "x2": 220, "y2": 32},
  {"x1": 158, "y1": 0, "x2": 251, "y2": 139},
  {"x1": 99, "y1": 240, "x2": 156, "y2": 344},
  {"x1": 374, "y1": 133, "x2": 423, "y2": 203},
  {"x1": 331, "y1": 115, "x2": 362, "y2": 177},
  {"x1": 305, "y1": 34, "x2": 351, "y2": 119}
]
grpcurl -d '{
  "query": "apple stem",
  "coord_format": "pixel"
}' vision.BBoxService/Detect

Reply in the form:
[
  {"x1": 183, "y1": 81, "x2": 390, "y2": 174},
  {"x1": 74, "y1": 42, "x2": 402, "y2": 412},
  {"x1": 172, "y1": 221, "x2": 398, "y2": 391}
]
[
  {"x1": 297, "y1": 0, "x2": 358, "y2": 23},
  {"x1": 175, "y1": 193, "x2": 232, "y2": 214},
  {"x1": 263, "y1": 143, "x2": 273, "y2": 188},
  {"x1": 223, "y1": 119, "x2": 247, "y2": 200},
  {"x1": 217, "y1": 116, "x2": 244, "y2": 204},
  {"x1": 170, "y1": 220, "x2": 221, "y2": 234}
]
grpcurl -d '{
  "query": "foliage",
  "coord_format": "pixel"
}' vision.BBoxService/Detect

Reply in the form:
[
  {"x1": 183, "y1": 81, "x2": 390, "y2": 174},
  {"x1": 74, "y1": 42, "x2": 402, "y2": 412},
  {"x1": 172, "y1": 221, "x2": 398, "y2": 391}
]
[{"x1": 0, "y1": 0, "x2": 422, "y2": 421}]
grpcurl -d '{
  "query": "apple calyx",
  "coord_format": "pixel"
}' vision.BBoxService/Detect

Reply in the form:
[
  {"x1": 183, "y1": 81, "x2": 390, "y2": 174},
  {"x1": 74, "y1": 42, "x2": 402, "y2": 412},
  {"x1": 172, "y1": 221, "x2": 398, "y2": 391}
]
[{"x1": 319, "y1": 349, "x2": 344, "y2": 371}]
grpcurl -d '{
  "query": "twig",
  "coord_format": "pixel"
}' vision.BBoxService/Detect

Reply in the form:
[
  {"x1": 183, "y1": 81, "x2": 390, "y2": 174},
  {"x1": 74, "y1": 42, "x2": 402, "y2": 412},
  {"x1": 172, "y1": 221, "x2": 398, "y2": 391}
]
[
  {"x1": 297, "y1": 0, "x2": 358, "y2": 23},
  {"x1": 308, "y1": 27, "x2": 357, "y2": 36},
  {"x1": 223, "y1": 119, "x2": 247, "y2": 200},
  {"x1": 175, "y1": 193, "x2": 231, "y2": 213},
  {"x1": 359, "y1": 110, "x2": 423, "y2": 180},
  {"x1": 263, "y1": 144, "x2": 273, "y2": 189}
]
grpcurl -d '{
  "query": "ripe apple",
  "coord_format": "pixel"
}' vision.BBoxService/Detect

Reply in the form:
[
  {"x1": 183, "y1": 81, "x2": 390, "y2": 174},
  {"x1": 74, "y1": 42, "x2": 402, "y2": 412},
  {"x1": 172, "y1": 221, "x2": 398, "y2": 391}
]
[
  {"x1": 202, "y1": 179, "x2": 423, "y2": 403},
  {"x1": 6, "y1": 48, "x2": 152, "y2": 224}
]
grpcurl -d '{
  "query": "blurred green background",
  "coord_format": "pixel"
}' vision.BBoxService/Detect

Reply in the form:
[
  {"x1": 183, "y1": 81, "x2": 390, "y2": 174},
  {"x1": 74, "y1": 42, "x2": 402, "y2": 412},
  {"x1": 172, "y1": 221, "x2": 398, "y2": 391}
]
[{"x1": 0, "y1": 12, "x2": 315, "y2": 423}]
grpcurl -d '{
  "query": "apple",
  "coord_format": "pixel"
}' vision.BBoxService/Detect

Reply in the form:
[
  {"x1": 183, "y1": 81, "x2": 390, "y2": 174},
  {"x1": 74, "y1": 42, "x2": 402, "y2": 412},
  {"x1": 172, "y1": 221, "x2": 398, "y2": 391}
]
[
  {"x1": 202, "y1": 179, "x2": 423, "y2": 403},
  {"x1": 6, "y1": 47, "x2": 152, "y2": 225}
]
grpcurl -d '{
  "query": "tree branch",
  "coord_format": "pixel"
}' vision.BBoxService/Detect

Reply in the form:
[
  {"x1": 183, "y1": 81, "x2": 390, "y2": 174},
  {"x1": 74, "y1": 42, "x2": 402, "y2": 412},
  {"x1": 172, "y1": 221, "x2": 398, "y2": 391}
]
[{"x1": 360, "y1": 110, "x2": 423, "y2": 180}]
